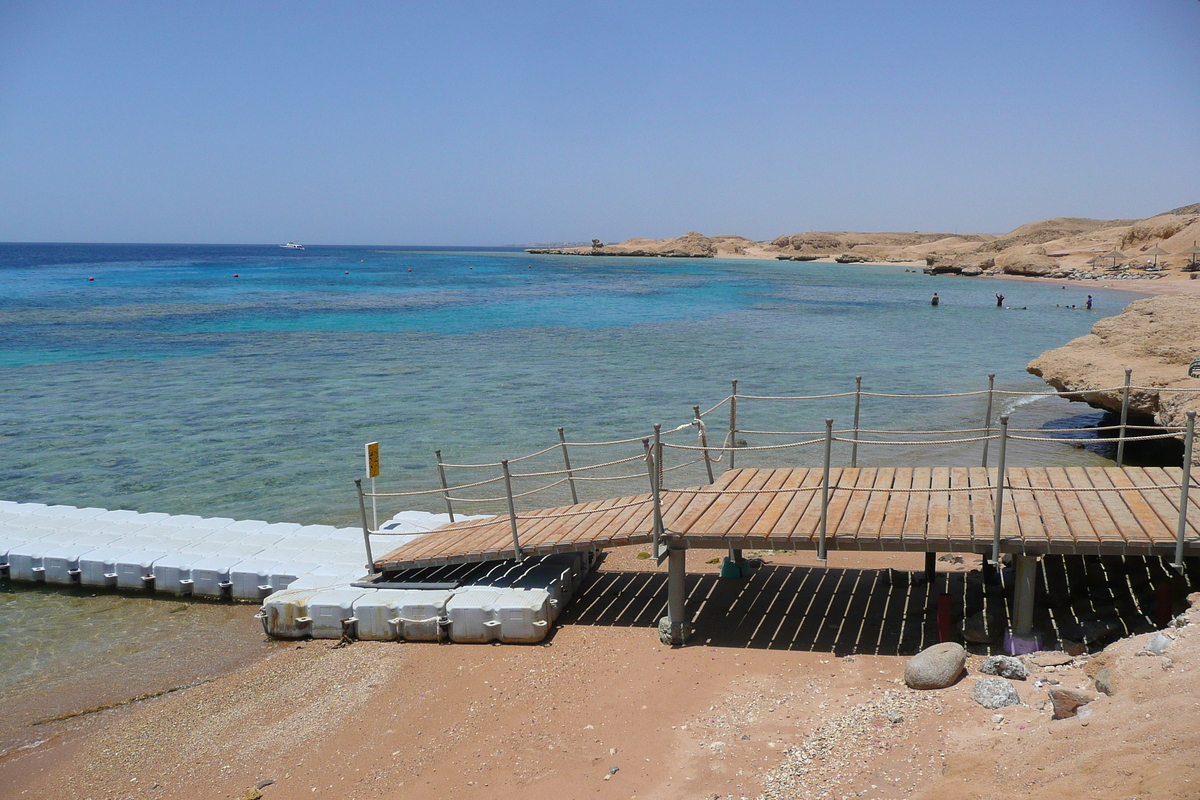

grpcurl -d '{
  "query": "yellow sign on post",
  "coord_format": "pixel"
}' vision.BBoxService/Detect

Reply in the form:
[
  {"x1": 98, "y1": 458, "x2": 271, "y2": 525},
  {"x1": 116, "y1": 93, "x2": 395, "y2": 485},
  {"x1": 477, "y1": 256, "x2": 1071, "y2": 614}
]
[{"x1": 365, "y1": 442, "x2": 380, "y2": 478}]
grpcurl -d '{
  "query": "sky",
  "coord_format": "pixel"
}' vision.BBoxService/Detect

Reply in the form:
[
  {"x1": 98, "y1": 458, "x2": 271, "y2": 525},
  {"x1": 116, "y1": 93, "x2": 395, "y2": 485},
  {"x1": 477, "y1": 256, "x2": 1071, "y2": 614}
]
[{"x1": 1, "y1": 1, "x2": 1198, "y2": 245}]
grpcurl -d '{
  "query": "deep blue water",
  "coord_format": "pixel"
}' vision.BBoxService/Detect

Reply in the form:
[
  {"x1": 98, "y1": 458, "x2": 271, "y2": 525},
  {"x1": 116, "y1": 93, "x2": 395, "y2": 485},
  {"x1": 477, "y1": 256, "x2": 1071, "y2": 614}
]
[{"x1": 0, "y1": 243, "x2": 1140, "y2": 526}]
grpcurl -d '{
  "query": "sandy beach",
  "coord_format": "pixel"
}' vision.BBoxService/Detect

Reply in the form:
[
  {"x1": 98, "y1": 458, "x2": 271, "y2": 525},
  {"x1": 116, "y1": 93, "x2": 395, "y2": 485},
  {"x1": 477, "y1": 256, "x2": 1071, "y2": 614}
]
[{"x1": 3, "y1": 541, "x2": 1198, "y2": 800}]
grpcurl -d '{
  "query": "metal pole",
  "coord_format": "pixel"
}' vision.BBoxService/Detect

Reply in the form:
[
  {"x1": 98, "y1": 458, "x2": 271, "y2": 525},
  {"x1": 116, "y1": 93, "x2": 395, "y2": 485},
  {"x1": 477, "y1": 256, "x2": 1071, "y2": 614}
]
[
  {"x1": 435, "y1": 450, "x2": 455, "y2": 522},
  {"x1": 501, "y1": 459, "x2": 523, "y2": 561},
  {"x1": 1013, "y1": 554, "x2": 1038, "y2": 636},
  {"x1": 1173, "y1": 410, "x2": 1196, "y2": 572},
  {"x1": 851, "y1": 376, "x2": 862, "y2": 468},
  {"x1": 991, "y1": 415, "x2": 1010, "y2": 565},
  {"x1": 729, "y1": 379, "x2": 738, "y2": 471},
  {"x1": 819, "y1": 417, "x2": 833, "y2": 561},
  {"x1": 355, "y1": 479, "x2": 375, "y2": 572},
  {"x1": 656, "y1": 422, "x2": 665, "y2": 491},
  {"x1": 981, "y1": 373, "x2": 995, "y2": 468},
  {"x1": 667, "y1": 545, "x2": 687, "y2": 645},
  {"x1": 1117, "y1": 368, "x2": 1132, "y2": 467},
  {"x1": 694, "y1": 405, "x2": 715, "y2": 484},
  {"x1": 646, "y1": 436, "x2": 664, "y2": 558},
  {"x1": 557, "y1": 427, "x2": 579, "y2": 505}
]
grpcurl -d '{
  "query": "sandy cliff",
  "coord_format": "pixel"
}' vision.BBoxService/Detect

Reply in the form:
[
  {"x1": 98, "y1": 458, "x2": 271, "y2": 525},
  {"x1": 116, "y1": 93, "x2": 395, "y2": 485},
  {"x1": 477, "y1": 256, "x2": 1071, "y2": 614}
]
[{"x1": 529, "y1": 203, "x2": 1200, "y2": 284}]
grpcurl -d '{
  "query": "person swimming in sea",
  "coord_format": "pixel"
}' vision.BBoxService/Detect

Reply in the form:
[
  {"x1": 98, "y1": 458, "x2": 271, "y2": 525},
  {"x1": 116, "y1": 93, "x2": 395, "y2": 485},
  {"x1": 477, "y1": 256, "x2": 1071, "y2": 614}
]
[
  {"x1": 996, "y1": 293, "x2": 1005, "y2": 307},
  {"x1": 931, "y1": 293, "x2": 939, "y2": 306},
  {"x1": 1086, "y1": 295, "x2": 1093, "y2": 310}
]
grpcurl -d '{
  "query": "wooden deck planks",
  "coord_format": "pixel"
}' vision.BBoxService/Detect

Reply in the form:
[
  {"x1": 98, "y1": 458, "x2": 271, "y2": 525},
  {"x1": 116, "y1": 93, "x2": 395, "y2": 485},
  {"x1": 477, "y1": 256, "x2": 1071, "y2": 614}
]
[
  {"x1": 1005, "y1": 468, "x2": 1051, "y2": 552},
  {"x1": 899, "y1": 468, "x2": 933, "y2": 551},
  {"x1": 879, "y1": 468, "x2": 914, "y2": 550},
  {"x1": 375, "y1": 465, "x2": 1200, "y2": 568},
  {"x1": 725, "y1": 468, "x2": 796, "y2": 537},
  {"x1": 925, "y1": 467, "x2": 952, "y2": 550}
]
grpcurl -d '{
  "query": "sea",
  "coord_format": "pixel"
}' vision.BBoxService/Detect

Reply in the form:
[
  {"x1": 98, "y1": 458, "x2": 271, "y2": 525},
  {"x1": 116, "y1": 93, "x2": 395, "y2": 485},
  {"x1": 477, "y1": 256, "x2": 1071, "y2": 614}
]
[{"x1": 0, "y1": 243, "x2": 1146, "y2": 737}]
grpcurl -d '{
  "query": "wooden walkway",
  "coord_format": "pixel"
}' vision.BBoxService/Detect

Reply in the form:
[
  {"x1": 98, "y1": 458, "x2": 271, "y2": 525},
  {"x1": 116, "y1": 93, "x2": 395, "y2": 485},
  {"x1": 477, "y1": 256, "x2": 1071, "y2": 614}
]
[{"x1": 375, "y1": 466, "x2": 1199, "y2": 571}]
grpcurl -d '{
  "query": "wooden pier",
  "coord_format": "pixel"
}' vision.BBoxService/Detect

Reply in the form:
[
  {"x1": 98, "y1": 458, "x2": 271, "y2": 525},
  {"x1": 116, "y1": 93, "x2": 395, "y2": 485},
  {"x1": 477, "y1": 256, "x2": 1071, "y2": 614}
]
[{"x1": 376, "y1": 466, "x2": 1199, "y2": 570}]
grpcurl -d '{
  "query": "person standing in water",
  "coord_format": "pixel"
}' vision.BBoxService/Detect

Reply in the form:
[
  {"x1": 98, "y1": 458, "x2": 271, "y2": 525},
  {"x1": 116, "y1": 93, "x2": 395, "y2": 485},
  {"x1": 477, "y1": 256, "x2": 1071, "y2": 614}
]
[
  {"x1": 996, "y1": 293, "x2": 1005, "y2": 307},
  {"x1": 931, "y1": 293, "x2": 939, "y2": 306},
  {"x1": 1086, "y1": 295, "x2": 1093, "y2": 310}
]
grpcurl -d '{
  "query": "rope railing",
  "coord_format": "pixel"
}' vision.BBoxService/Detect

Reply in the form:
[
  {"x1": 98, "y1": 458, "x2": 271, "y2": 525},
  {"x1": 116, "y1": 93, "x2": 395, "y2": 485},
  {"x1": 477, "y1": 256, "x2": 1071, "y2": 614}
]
[{"x1": 355, "y1": 371, "x2": 1197, "y2": 573}]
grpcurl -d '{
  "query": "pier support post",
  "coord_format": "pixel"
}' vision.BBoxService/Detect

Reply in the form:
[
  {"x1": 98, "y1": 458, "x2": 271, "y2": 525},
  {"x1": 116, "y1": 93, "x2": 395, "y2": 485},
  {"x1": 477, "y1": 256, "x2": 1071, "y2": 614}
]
[
  {"x1": 1005, "y1": 554, "x2": 1042, "y2": 655},
  {"x1": 924, "y1": 552, "x2": 937, "y2": 583},
  {"x1": 721, "y1": 543, "x2": 747, "y2": 579},
  {"x1": 660, "y1": 544, "x2": 689, "y2": 646},
  {"x1": 1117, "y1": 368, "x2": 1132, "y2": 468}
]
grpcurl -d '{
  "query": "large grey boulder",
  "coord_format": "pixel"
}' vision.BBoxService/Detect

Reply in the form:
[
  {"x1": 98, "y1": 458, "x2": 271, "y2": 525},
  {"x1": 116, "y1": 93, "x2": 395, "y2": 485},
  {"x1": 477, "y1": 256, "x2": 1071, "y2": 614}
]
[
  {"x1": 904, "y1": 642, "x2": 966, "y2": 689},
  {"x1": 980, "y1": 655, "x2": 1029, "y2": 680},
  {"x1": 1049, "y1": 686, "x2": 1096, "y2": 719},
  {"x1": 972, "y1": 678, "x2": 1021, "y2": 709}
]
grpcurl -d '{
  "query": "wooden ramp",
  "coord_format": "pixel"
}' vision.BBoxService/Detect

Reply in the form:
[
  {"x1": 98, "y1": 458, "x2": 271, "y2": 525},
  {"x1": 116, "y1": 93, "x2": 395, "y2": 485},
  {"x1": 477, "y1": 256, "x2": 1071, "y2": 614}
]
[{"x1": 375, "y1": 466, "x2": 1199, "y2": 570}]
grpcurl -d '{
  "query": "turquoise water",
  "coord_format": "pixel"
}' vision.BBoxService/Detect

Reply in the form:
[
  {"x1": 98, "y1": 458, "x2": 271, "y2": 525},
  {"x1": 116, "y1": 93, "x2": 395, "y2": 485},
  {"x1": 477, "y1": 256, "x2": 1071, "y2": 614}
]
[{"x1": 0, "y1": 243, "x2": 1140, "y2": 527}]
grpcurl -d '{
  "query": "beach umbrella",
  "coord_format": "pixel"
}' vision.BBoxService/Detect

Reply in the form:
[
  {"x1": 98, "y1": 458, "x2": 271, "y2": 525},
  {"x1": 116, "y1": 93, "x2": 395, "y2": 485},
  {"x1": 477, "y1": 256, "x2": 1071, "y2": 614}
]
[
  {"x1": 1101, "y1": 249, "x2": 1126, "y2": 270},
  {"x1": 1183, "y1": 241, "x2": 1200, "y2": 269},
  {"x1": 1144, "y1": 245, "x2": 1170, "y2": 269}
]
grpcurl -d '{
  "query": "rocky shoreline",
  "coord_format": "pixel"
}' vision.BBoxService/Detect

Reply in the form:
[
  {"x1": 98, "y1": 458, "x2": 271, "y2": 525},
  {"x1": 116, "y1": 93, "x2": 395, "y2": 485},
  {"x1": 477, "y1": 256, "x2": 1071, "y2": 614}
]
[{"x1": 1027, "y1": 294, "x2": 1200, "y2": 464}]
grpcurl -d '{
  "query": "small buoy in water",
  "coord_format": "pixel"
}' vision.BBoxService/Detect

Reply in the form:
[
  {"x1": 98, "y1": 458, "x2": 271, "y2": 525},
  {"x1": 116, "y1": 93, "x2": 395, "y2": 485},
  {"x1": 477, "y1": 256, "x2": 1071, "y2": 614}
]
[
  {"x1": 234, "y1": 273, "x2": 239, "y2": 277},
  {"x1": 87, "y1": 277, "x2": 95, "y2": 281},
  {"x1": 407, "y1": 268, "x2": 412, "y2": 272},
  {"x1": 469, "y1": 266, "x2": 473, "y2": 269},
  {"x1": 345, "y1": 271, "x2": 349, "y2": 274}
]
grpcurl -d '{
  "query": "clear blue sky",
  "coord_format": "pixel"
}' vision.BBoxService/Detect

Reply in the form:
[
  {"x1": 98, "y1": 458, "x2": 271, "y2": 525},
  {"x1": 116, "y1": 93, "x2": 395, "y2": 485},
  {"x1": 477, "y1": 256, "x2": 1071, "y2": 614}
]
[{"x1": 1, "y1": 1, "x2": 1198, "y2": 245}]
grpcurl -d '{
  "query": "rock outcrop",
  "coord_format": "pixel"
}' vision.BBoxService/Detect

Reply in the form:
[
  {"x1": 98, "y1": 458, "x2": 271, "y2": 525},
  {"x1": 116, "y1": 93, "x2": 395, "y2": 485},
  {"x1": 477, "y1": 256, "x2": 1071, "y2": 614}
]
[
  {"x1": 1027, "y1": 295, "x2": 1200, "y2": 464},
  {"x1": 525, "y1": 203, "x2": 1200, "y2": 276},
  {"x1": 995, "y1": 249, "x2": 1058, "y2": 276}
]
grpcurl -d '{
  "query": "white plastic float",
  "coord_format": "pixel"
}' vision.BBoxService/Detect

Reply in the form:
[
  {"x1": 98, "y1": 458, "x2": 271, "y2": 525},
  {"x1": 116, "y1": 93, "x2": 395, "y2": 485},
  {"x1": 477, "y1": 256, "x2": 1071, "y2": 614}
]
[{"x1": 1, "y1": 502, "x2": 592, "y2": 644}]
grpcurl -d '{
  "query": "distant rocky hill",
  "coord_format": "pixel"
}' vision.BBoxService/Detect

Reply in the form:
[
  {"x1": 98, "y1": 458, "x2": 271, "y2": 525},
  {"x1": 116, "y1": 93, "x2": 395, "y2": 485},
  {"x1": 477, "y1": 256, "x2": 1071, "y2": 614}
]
[{"x1": 528, "y1": 204, "x2": 1200, "y2": 280}]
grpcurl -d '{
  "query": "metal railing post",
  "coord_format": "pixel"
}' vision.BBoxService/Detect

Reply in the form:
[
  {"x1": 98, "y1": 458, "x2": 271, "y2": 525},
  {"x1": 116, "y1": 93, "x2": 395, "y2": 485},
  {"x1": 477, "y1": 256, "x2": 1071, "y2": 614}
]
[
  {"x1": 557, "y1": 427, "x2": 579, "y2": 505},
  {"x1": 729, "y1": 379, "x2": 738, "y2": 471},
  {"x1": 355, "y1": 478, "x2": 375, "y2": 572},
  {"x1": 694, "y1": 405, "x2": 715, "y2": 484},
  {"x1": 1117, "y1": 368, "x2": 1132, "y2": 467},
  {"x1": 991, "y1": 415, "x2": 1010, "y2": 565},
  {"x1": 501, "y1": 459, "x2": 523, "y2": 561},
  {"x1": 819, "y1": 418, "x2": 833, "y2": 561},
  {"x1": 435, "y1": 450, "x2": 455, "y2": 522},
  {"x1": 981, "y1": 374, "x2": 995, "y2": 468},
  {"x1": 645, "y1": 435, "x2": 664, "y2": 558},
  {"x1": 851, "y1": 376, "x2": 862, "y2": 468},
  {"x1": 1173, "y1": 410, "x2": 1196, "y2": 573},
  {"x1": 656, "y1": 422, "x2": 665, "y2": 491}
]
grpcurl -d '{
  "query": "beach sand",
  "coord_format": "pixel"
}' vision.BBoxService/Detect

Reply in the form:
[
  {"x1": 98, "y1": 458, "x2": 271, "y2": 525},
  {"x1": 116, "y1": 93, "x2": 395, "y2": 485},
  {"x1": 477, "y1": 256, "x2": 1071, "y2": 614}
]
[{"x1": 2, "y1": 546, "x2": 1198, "y2": 800}]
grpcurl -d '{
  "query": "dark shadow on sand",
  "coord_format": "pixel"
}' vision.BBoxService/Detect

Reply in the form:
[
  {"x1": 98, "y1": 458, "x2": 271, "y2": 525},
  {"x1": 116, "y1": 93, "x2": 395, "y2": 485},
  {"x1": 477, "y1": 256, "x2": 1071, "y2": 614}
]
[{"x1": 562, "y1": 555, "x2": 1199, "y2": 655}]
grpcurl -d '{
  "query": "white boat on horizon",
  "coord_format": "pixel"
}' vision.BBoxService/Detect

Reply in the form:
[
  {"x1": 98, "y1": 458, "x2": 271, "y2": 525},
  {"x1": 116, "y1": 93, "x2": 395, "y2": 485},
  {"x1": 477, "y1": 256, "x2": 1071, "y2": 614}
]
[{"x1": 281, "y1": 242, "x2": 305, "y2": 250}]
